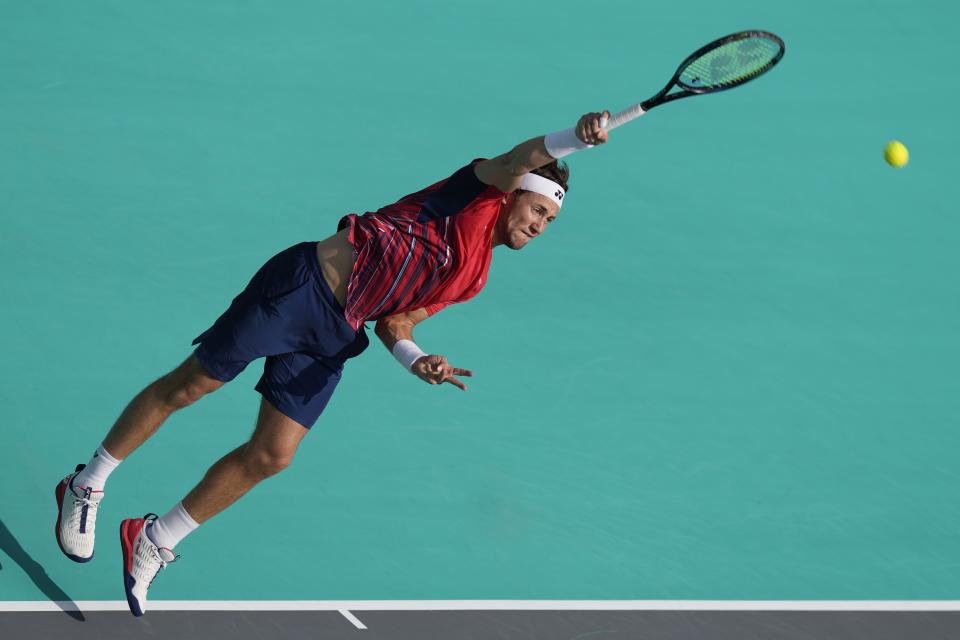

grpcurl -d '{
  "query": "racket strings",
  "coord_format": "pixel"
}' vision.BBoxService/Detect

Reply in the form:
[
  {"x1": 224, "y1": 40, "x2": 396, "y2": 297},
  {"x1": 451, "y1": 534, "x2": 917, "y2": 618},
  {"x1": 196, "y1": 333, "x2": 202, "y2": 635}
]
[{"x1": 680, "y1": 36, "x2": 782, "y2": 89}]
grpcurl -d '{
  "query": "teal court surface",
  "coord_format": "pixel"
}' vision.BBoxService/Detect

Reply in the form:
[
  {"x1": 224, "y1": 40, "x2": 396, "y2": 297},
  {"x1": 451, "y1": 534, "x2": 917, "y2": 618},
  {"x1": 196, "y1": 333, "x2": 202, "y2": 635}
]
[{"x1": 2, "y1": 1, "x2": 959, "y2": 638}]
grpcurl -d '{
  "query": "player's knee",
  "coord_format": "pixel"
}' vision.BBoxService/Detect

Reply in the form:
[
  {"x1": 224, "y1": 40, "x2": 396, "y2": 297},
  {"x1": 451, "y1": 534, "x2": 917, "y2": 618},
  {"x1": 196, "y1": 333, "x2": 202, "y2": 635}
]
[
  {"x1": 243, "y1": 446, "x2": 293, "y2": 479},
  {"x1": 165, "y1": 386, "x2": 199, "y2": 410},
  {"x1": 159, "y1": 357, "x2": 224, "y2": 411},
  {"x1": 164, "y1": 377, "x2": 219, "y2": 410}
]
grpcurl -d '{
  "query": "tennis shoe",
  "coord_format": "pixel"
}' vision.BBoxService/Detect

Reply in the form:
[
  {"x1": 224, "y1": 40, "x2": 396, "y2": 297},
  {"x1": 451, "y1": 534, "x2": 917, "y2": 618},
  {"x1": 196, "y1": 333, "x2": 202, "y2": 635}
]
[
  {"x1": 54, "y1": 464, "x2": 104, "y2": 562},
  {"x1": 120, "y1": 513, "x2": 179, "y2": 617}
]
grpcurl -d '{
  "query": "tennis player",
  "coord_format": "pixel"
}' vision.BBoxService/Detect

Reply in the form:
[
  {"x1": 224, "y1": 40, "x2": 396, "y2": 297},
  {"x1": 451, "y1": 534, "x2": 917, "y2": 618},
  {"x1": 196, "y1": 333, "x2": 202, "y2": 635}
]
[{"x1": 54, "y1": 110, "x2": 610, "y2": 616}]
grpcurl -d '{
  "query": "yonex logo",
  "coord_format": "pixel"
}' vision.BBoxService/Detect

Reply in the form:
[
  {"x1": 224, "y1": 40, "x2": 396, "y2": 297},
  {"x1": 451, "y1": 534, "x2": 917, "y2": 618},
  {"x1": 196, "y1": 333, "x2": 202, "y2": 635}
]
[{"x1": 554, "y1": 190, "x2": 563, "y2": 200}]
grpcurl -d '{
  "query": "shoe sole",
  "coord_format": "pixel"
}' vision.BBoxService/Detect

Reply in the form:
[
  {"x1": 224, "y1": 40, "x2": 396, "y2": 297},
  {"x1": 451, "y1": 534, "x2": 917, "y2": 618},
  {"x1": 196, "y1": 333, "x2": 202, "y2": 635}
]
[
  {"x1": 120, "y1": 519, "x2": 145, "y2": 617},
  {"x1": 54, "y1": 478, "x2": 93, "y2": 563}
]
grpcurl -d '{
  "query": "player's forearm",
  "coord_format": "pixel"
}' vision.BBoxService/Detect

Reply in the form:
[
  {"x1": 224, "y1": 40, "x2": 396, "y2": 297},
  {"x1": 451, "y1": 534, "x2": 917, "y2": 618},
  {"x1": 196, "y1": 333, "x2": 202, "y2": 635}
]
[
  {"x1": 476, "y1": 136, "x2": 557, "y2": 193},
  {"x1": 476, "y1": 114, "x2": 609, "y2": 193},
  {"x1": 375, "y1": 308, "x2": 429, "y2": 352},
  {"x1": 374, "y1": 317, "x2": 415, "y2": 351},
  {"x1": 499, "y1": 136, "x2": 556, "y2": 176}
]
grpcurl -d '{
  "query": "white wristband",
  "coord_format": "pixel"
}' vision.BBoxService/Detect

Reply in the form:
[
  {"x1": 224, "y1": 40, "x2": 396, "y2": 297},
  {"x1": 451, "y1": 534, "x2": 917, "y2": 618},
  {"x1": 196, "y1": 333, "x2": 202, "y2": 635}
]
[
  {"x1": 543, "y1": 127, "x2": 593, "y2": 159},
  {"x1": 392, "y1": 339, "x2": 427, "y2": 373}
]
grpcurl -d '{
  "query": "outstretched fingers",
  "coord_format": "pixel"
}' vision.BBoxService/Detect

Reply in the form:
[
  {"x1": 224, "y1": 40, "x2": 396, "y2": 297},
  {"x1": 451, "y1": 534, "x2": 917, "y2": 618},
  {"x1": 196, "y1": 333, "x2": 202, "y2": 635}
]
[
  {"x1": 443, "y1": 375, "x2": 468, "y2": 391},
  {"x1": 442, "y1": 366, "x2": 473, "y2": 391},
  {"x1": 414, "y1": 355, "x2": 473, "y2": 390}
]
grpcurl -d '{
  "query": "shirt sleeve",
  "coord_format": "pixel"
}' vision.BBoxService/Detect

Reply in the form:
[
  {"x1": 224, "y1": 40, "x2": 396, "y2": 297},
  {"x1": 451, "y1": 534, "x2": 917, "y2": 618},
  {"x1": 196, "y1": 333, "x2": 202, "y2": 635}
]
[
  {"x1": 424, "y1": 301, "x2": 451, "y2": 317},
  {"x1": 417, "y1": 159, "x2": 505, "y2": 224}
]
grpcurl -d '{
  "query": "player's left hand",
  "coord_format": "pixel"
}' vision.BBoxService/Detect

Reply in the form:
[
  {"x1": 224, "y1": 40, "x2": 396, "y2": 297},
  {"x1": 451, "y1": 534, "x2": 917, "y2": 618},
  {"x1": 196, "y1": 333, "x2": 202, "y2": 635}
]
[
  {"x1": 412, "y1": 354, "x2": 473, "y2": 391},
  {"x1": 576, "y1": 110, "x2": 611, "y2": 146}
]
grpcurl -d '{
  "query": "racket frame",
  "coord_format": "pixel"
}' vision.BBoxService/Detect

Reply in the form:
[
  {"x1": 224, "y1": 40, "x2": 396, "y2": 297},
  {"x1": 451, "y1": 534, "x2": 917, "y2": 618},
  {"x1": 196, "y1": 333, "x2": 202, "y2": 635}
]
[{"x1": 603, "y1": 30, "x2": 785, "y2": 131}]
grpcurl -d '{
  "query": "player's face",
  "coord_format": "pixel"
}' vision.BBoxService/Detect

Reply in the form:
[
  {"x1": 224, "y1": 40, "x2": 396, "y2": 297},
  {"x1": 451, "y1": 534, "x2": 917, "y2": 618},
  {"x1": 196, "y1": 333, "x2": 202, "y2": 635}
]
[{"x1": 498, "y1": 191, "x2": 560, "y2": 250}]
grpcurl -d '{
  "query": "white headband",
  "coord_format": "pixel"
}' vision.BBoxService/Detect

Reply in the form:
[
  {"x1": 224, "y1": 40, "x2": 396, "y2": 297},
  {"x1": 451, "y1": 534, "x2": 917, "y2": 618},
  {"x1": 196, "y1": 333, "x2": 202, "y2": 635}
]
[{"x1": 518, "y1": 173, "x2": 565, "y2": 209}]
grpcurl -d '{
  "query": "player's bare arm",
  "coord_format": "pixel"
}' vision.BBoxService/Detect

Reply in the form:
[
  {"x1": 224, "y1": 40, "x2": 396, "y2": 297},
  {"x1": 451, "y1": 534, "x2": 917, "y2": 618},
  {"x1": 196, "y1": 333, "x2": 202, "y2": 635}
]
[
  {"x1": 374, "y1": 308, "x2": 428, "y2": 350},
  {"x1": 375, "y1": 309, "x2": 473, "y2": 391},
  {"x1": 474, "y1": 110, "x2": 610, "y2": 193}
]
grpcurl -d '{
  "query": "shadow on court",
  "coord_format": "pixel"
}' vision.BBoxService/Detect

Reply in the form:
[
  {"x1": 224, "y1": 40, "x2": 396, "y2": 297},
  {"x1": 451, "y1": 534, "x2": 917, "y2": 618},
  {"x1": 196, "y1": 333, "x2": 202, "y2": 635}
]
[{"x1": 0, "y1": 517, "x2": 85, "y2": 622}]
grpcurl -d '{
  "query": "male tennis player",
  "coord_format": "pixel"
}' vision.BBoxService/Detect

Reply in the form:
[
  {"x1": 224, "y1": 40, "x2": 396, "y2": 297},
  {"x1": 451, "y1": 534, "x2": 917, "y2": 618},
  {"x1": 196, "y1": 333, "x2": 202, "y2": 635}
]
[{"x1": 54, "y1": 110, "x2": 610, "y2": 616}]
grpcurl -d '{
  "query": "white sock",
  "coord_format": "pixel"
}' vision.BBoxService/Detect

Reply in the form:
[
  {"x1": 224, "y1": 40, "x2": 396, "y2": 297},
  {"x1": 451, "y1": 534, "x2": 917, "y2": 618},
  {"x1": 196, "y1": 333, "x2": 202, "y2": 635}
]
[
  {"x1": 147, "y1": 502, "x2": 200, "y2": 550},
  {"x1": 73, "y1": 445, "x2": 122, "y2": 490}
]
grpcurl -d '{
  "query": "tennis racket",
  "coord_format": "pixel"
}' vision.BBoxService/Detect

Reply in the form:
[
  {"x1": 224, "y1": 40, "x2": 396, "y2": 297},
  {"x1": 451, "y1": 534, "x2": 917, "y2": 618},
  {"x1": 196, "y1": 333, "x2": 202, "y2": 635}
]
[{"x1": 601, "y1": 30, "x2": 785, "y2": 131}]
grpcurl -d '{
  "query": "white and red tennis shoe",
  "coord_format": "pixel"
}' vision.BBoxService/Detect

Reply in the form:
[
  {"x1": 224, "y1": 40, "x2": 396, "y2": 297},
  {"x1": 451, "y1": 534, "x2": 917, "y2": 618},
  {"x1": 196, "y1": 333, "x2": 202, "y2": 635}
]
[
  {"x1": 120, "y1": 514, "x2": 179, "y2": 617},
  {"x1": 54, "y1": 464, "x2": 104, "y2": 562}
]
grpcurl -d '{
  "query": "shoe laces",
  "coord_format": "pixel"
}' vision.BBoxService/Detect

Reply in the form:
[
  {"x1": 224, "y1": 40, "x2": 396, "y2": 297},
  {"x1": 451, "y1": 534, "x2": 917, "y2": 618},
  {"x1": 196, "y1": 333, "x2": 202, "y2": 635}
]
[
  {"x1": 142, "y1": 514, "x2": 180, "y2": 587},
  {"x1": 72, "y1": 494, "x2": 100, "y2": 510},
  {"x1": 68, "y1": 487, "x2": 101, "y2": 532}
]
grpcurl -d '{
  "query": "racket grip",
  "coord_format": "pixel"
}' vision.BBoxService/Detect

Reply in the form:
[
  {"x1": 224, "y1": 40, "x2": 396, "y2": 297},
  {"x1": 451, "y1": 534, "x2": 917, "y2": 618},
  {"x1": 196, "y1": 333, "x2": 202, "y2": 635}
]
[{"x1": 602, "y1": 104, "x2": 646, "y2": 131}]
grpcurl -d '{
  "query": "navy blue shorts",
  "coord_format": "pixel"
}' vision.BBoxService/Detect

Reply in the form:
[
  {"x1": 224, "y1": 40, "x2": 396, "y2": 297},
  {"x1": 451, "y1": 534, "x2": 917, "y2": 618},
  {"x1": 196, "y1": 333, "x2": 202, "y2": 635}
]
[{"x1": 191, "y1": 242, "x2": 369, "y2": 428}]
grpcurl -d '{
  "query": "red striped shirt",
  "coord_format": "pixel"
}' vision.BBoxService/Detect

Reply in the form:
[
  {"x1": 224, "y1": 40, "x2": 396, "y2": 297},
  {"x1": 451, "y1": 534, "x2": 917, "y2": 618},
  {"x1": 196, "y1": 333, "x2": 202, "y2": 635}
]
[{"x1": 337, "y1": 159, "x2": 506, "y2": 330}]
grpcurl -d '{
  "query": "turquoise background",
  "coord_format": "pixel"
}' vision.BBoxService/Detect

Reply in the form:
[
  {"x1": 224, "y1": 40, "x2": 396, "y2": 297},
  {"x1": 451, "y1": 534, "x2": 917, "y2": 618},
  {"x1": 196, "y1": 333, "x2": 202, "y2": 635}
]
[{"x1": 2, "y1": 0, "x2": 958, "y2": 601}]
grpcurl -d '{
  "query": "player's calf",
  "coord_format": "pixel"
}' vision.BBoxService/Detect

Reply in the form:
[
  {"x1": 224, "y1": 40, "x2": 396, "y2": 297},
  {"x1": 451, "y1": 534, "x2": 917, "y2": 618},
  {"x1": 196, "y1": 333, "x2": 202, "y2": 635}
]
[{"x1": 100, "y1": 355, "x2": 225, "y2": 461}]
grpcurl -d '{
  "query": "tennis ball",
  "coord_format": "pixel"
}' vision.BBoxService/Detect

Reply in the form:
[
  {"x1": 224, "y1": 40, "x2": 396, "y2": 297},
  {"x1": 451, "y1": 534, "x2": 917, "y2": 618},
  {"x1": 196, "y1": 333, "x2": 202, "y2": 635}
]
[{"x1": 884, "y1": 141, "x2": 909, "y2": 168}]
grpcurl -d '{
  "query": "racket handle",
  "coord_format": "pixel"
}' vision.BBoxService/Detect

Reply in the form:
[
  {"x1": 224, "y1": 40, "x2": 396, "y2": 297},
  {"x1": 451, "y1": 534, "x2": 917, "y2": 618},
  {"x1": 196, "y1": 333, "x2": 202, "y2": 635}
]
[{"x1": 602, "y1": 103, "x2": 647, "y2": 131}]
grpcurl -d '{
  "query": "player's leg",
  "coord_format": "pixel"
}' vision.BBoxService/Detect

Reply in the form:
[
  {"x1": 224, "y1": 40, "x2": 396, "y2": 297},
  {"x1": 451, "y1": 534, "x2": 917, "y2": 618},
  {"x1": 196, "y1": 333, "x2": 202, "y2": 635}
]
[
  {"x1": 73, "y1": 241, "x2": 321, "y2": 486},
  {"x1": 182, "y1": 396, "x2": 309, "y2": 523},
  {"x1": 120, "y1": 349, "x2": 347, "y2": 616},
  {"x1": 136, "y1": 351, "x2": 343, "y2": 550},
  {"x1": 71, "y1": 353, "x2": 225, "y2": 487},
  {"x1": 55, "y1": 353, "x2": 225, "y2": 562},
  {"x1": 103, "y1": 353, "x2": 226, "y2": 460},
  {"x1": 116, "y1": 398, "x2": 300, "y2": 615},
  {"x1": 116, "y1": 242, "x2": 368, "y2": 615},
  {"x1": 120, "y1": 397, "x2": 311, "y2": 616},
  {"x1": 56, "y1": 243, "x2": 319, "y2": 564}
]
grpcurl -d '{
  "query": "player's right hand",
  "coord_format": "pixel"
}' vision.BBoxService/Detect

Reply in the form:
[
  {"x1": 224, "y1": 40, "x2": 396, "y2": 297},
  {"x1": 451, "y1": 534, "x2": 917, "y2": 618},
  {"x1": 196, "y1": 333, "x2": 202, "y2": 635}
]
[
  {"x1": 412, "y1": 355, "x2": 473, "y2": 391},
  {"x1": 576, "y1": 110, "x2": 610, "y2": 146}
]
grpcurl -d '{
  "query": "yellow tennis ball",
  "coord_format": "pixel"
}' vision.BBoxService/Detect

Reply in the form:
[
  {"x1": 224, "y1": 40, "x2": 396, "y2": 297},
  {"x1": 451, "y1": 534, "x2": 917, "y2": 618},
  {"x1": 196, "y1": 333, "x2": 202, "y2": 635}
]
[{"x1": 884, "y1": 141, "x2": 909, "y2": 168}]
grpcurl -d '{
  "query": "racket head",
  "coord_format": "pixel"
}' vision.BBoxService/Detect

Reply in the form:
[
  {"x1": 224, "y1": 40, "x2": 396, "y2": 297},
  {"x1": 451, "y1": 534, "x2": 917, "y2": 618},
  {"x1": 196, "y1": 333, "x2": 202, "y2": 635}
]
[{"x1": 673, "y1": 31, "x2": 785, "y2": 93}]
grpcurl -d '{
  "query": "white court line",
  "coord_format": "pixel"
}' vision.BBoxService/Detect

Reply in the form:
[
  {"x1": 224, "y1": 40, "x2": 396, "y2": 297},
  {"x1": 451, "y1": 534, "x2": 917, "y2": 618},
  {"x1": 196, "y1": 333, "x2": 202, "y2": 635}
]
[
  {"x1": 2, "y1": 600, "x2": 960, "y2": 612},
  {"x1": 338, "y1": 609, "x2": 367, "y2": 629}
]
